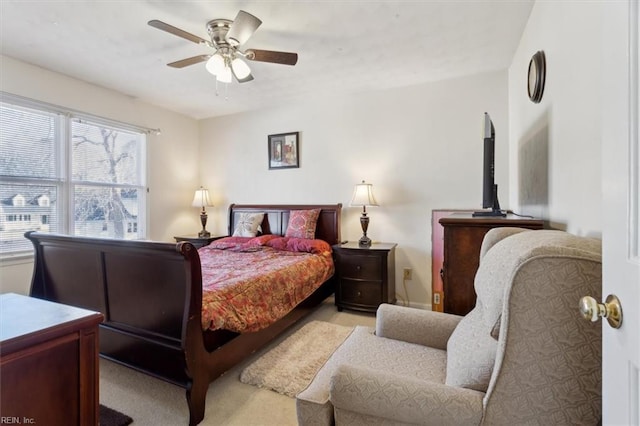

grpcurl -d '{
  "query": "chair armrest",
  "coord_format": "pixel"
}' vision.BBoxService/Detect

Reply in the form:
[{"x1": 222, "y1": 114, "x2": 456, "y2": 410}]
[
  {"x1": 330, "y1": 364, "x2": 484, "y2": 425},
  {"x1": 375, "y1": 304, "x2": 463, "y2": 350},
  {"x1": 479, "y1": 227, "x2": 530, "y2": 262}
]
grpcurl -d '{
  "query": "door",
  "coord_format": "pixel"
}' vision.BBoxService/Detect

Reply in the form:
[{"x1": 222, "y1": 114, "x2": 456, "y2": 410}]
[{"x1": 601, "y1": 1, "x2": 640, "y2": 424}]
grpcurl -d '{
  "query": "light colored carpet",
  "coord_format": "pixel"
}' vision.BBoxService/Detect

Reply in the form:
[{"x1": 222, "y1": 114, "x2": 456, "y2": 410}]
[
  {"x1": 100, "y1": 296, "x2": 376, "y2": 425},
  {"x1": 240, "y1": 320, "x2": 354, "y2": 397}
]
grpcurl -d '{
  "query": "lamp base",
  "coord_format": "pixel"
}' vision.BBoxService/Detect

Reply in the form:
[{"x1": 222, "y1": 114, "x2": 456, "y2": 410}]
[
  {"x1": 358, "y1": 210, "x2": 372, "y2": 247},
  {"x1": 358, "y1": 235, "x2": 372, "y2": 247},
  {"x1": 198, "y1": 210, "x2": 210, "y2": 238}
]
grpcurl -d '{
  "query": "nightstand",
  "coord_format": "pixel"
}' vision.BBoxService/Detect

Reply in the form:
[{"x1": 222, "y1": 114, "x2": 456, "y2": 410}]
[
  {"x1": 332, "y1": 242, "x2": 397, "y2": 313},
  {"x1": 173, "y1": 235, "x2": 223, "y2": 249}
]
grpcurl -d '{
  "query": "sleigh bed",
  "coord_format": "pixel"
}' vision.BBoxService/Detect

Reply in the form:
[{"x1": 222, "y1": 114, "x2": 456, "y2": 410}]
[{"x1": 26, "y1": 203, "x2": 342, "y2": 425}]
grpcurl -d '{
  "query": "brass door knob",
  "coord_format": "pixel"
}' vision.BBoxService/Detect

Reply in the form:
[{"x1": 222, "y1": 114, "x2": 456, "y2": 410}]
[{"x1": 579, "y1": 294, "x2": 623, "y2": 329}]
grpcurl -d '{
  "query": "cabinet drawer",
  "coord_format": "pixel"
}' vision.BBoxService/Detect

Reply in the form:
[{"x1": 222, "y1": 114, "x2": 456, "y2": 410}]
[
  {"x1": 338, "y1": 279, "x2": 381, "y2": 307},
  {"x1": 337, "y1": 255, "x2": 381, "y2": 280}
]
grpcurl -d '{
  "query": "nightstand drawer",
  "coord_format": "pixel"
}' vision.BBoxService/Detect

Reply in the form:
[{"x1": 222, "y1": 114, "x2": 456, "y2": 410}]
[
  {"x1": 338, "y1": 280, "x2": 381, "y2": 307},
  {"x1": 337, "y1": 255, "x2": 381, "y2": 280}
]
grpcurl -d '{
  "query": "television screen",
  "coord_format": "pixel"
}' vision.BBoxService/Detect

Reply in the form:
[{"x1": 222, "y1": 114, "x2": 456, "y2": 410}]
[{"x1": 473, "y1": 113, "x2": 506, "y2": 217}]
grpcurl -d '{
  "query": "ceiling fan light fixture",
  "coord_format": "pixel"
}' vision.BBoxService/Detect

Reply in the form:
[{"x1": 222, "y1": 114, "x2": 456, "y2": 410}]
[
  {"x1": 205, "y1": 53, "x2": 225, "y2": 75},
  {"x1": 149, "y1": 11, "x2": 299, "y2": 87},
  {"x1": 231, "y1": 57, "x2": 251, "y2": 79},
  {"x1": 217, "y1": 65, "x2": 233, "y2": 83}
]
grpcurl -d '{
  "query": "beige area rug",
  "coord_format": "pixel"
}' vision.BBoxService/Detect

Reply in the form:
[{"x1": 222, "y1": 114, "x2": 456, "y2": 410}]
[{"x1": 240, "y1": 320, "x2": 353, "y2": 397}]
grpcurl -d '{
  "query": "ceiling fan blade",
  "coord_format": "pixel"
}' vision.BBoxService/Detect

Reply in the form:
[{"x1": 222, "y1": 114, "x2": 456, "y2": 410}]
[
  {"x1": 167, "y1": 55, "x2": 211, "y2": 68},
  {"x1": 225, "y1": 10, "x2": 262, "y2": 46},
  {"x1": 148, "y1": 20, "x2": 208, "y2": 45},
  {"x1": 245, "y1": 49, "x2": 298, "y2": 66}
]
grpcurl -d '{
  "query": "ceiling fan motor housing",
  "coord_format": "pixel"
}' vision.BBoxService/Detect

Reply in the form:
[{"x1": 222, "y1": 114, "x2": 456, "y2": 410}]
[{"x1": 206, "y1": 19, "x2": 232, "y2": 48}]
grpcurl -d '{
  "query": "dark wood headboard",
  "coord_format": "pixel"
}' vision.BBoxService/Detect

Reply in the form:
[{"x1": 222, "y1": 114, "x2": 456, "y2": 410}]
[{"x1": 228, "y1": 204, "x2": 342, "y2": 246}]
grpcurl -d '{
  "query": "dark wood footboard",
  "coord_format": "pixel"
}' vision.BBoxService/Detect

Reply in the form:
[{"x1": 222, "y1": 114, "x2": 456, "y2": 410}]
[
  {"x1": 26, "y1": 203, "x2": 341, "y2": 425},
  {"x1": 26, "y1": 233, "x2": 205, "y2": 388}
]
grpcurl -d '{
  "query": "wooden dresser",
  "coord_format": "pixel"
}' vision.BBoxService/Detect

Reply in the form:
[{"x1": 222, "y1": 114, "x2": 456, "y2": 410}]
[
  {"x1": 439, "y1": 213, "x2": 544, "y2": 315},
  {"x1": 0, "y1": 293, "x2": 103, "y2": 426}
]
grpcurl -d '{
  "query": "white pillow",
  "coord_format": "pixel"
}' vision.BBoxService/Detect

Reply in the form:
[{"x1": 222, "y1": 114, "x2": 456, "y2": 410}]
[{"x1": 232, "y1": 213, "x2": 265, "y2": 237}]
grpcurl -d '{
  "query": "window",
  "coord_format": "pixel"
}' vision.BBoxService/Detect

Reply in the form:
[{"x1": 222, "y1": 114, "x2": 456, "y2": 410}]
[{"x1": 0, "y1": 95, "x2": 147, "y2": 256}]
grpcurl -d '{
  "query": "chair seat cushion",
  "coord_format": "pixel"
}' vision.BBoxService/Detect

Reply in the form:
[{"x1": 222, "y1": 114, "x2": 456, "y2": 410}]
[{"x1": 296, "y1": 326, "x2": 447, "y2": 424}]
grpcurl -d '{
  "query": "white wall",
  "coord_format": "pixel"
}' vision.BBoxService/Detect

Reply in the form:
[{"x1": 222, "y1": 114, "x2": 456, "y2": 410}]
[
  {"x1": 199, "y1": 70, "x2": 509, "y2": 308},
  {"x1": 0, "y1": 55, "x2": 201, "y2": 294},
  {"x1": 508, "y1": 1, "x2": 602, "y2": 236},
  {"x1": 0, "y1": 56, "x2": 508, "y2": 307}
]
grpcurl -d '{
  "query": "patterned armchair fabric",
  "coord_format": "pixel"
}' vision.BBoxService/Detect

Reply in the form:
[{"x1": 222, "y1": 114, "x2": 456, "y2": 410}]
[{"x1": 296, "y1": 228, "x2": 602, "y2": 425}]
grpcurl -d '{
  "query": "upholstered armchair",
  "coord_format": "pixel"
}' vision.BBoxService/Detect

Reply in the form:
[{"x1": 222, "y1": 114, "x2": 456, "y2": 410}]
[{"x1": 297, "y1": 228, "x2": 602, "y2": 425}]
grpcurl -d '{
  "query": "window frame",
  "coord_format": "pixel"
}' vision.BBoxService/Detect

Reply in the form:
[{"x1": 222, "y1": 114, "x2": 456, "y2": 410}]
[{"x1": 1, "y1": 93, "x2": 149, "y2": 259}]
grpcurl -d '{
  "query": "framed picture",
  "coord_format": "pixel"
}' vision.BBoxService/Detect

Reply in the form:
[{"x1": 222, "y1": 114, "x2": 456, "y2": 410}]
[{"x1": 268, "y1": 132, "x2": 299, "y2": 169}]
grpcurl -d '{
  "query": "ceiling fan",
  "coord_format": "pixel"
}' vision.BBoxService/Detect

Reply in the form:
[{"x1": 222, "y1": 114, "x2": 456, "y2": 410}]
[{"x1": 148, "y1": 10, "x2": 298, "y2": 84}]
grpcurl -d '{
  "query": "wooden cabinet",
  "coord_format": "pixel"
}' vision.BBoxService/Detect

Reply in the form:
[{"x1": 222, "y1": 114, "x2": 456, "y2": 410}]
[
  {"x1": 333, "y1": 242, "x2": 397, "y2": 312},
  {"x1": 0, "y1": 293, "x2": 103, "y2": 426},
  {"x1": 439, "y1": 213, "x2": 544, "y2": 316}
]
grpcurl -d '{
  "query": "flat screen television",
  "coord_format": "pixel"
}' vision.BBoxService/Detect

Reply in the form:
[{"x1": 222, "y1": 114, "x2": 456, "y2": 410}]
[{"x1": 473, "y1": 112, "x2": 506, "y2": 217}]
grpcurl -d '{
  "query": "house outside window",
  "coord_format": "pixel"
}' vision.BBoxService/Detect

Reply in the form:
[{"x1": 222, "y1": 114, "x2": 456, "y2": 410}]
[{"x1": 0, "y1": 95, "x2": 147, "y2": 257}]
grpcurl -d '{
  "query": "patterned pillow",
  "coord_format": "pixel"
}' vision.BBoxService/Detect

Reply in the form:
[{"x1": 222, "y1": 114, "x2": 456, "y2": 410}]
[
  {"x1": 232, "y1": 213, "x2": 265, "y2": 237},
  {"x1": 285, "y1": 209, "x2": 321, "y2": 239},
  {"x1": 246, "y1": 234, "x2": 279, "y2": 247},
  {"x1": 265, "y1": 237, "x2": 332, "y2": 255}
]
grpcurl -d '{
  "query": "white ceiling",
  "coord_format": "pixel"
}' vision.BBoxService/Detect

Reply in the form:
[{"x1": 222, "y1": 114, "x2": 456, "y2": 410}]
[{"x1": 0, "y1": 1, "x2": 534, "y2": 120}]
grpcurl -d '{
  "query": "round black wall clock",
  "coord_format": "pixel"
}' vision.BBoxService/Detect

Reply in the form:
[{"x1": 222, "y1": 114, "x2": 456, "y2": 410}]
[{"x1": 527, "y1": 50, "x2": 546, "y2": 103}]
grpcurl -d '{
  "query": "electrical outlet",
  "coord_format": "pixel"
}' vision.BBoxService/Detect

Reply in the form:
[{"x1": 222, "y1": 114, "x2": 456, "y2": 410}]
[
  {"x1": 434, "y1": 293, "x2": 441, "y2": 305},
  {"x1": 403, "y1": 267, "x2": 412, "y2": 280}
]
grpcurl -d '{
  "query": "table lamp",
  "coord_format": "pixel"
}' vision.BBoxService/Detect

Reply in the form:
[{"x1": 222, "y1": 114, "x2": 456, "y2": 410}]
[
  {"x1": 350, "y1": 180, "x2": 378, "y2": 247},
  {"x1": 192, "y1": 187, "x2": 214, "y2": 238}
]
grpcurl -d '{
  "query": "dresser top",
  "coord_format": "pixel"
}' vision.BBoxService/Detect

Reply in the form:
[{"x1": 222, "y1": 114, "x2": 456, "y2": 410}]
[
  {"x1": 0, "y1": 293, "x2": 103, "y2": 344},
  {"x1": 439, "y1": 212, "x2": 544, "y2": 227}
]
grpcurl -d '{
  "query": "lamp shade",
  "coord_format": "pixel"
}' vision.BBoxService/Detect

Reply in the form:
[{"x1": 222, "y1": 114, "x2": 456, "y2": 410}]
[
  {"x1": 231, "y1": 57, "x2": 251, "y2": 79},
  {"x1": 350, "y1": 181, "x2": 379, "y2": 207},
  {"x1": 205, "y1": 54, "x2": 225, "y2": 76},
  {"x1": 192, "y1": 187, "x2": 213, "y2": 208},
  {"x1": 217, "y1": 65, "x2": 233, "y2": 83}
]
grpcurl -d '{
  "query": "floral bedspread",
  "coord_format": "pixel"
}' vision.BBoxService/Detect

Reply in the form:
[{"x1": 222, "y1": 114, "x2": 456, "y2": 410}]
[{"x1": 198, "y1": 236, "x2": 334, "y2": 333}]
